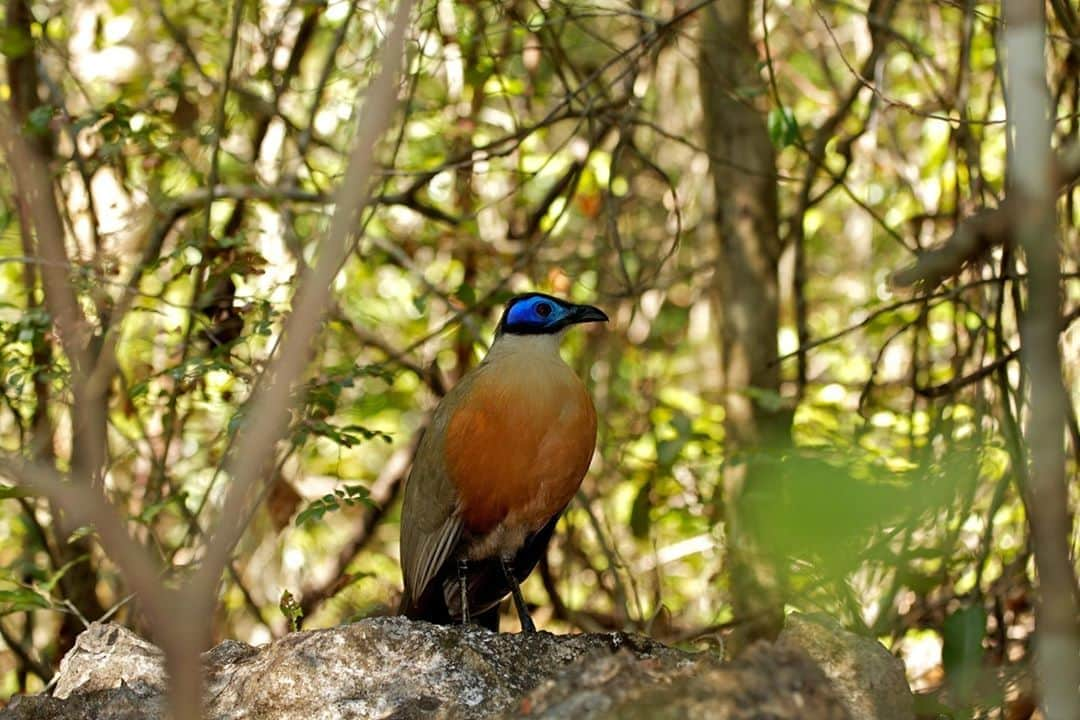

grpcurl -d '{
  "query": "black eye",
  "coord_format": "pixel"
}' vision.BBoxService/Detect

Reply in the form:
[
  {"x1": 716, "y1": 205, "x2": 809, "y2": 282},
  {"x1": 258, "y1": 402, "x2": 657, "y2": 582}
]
[{"x1": 535, "y1": 302, "x2": 552, "y2": 318}]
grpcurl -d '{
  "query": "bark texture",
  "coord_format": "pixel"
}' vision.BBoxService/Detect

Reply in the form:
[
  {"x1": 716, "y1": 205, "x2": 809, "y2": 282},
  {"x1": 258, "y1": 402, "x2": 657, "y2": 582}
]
[
  {"x1": 698, "y1": 1, "x2": 788, "y2": 651},
  {"x1": 1003, "y1": 2, "x2": 1080, "y2": 718}
]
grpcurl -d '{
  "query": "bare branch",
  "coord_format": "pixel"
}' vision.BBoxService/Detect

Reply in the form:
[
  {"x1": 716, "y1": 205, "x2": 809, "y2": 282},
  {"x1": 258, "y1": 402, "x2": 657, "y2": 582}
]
[
  {"x1": 916, "y1": 306, "x2": 1080, "y2": 398},
  {"x1": 891, "y1": 137, "x2": 1080, "y2": 290},
  {"x1": 0, "y1": 109, "x2": 90, "y2": 374}
]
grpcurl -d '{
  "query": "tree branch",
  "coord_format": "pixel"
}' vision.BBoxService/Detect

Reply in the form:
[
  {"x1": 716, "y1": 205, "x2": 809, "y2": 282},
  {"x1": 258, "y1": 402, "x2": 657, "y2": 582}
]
[{"x1": 891, "y1": 137, "x2": 1080, "y2": 290}]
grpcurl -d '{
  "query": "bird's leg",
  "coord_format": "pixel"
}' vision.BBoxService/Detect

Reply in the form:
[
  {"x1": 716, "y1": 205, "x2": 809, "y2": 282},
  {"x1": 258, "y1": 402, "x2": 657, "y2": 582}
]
[
  {"x1": 457, "y1": 558, "x2": 470, "y2": 625},
  {"x1": 500, "y1": 557, "x2": 536, "y2": 633}
]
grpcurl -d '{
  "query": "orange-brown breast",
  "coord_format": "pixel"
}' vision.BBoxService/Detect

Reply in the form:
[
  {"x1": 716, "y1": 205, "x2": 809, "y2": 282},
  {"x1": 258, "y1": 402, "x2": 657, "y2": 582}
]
[{"x1": 443, "y1": 358, "x2": 597, "y2": 538}]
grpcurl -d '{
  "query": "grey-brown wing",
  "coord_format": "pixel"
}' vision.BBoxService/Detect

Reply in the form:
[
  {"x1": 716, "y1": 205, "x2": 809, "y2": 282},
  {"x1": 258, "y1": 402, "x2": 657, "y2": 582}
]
[{"x1": 399, "y1": 387, "x2": 468, "y2": 608}]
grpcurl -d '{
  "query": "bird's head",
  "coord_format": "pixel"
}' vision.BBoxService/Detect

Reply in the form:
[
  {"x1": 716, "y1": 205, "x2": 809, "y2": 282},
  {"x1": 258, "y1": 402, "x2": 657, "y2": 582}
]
[{"x1": 496, "y1": 293, "x2": 608, "y2": 337}]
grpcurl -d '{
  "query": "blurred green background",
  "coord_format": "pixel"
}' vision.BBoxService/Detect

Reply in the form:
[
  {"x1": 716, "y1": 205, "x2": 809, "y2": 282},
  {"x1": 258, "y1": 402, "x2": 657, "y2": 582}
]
[{"x1": 1, "y1": 1, "x2": 1077, "y2": 718}]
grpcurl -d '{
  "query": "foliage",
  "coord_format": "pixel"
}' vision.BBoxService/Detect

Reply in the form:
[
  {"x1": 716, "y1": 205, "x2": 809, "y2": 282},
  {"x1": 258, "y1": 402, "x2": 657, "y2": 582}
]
[
  {"x1": 0, "y1": 1, "x2": 1076, "y2": 717},
  {"x1": 294, "y1": 485, "x2": 375, "y2": 527},
  {"x1": 278, "y1": 589, "x2": 303, "y2": 633}
]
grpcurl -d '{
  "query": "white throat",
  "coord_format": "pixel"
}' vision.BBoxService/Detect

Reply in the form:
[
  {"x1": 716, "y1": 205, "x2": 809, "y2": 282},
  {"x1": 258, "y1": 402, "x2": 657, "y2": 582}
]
[{"x1": 485, "y1": 331, "x2": 566, "y2": 363}]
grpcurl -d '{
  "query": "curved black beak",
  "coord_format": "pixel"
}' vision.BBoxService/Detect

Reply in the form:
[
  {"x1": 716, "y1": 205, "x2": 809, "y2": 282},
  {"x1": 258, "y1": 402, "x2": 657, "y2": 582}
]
[{"x1": 568, "y1": 303, "x2": 609, "y2": 325}]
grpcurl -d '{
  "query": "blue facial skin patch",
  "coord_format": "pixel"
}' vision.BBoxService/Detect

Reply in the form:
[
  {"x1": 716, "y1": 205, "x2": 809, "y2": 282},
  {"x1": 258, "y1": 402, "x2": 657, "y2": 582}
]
[
  {"x1": 505, "y1": 295, "x2": 568, "y2": 331},
  {"x1": 497, "y1": 293, "x2": 606, "y2": 337}
]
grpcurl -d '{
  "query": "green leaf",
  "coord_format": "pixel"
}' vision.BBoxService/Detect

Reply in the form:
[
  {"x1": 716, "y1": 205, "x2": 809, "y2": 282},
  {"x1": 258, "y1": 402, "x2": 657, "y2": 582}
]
[
  {"x1": 136, "y1": 494, "x2": 186, "y2": 524},
  {"x1": 66, "y1": 525, "x2": 96, "y2": 544},
  {"x1": 0, "y1": 588, "x2": 51, "y2": 615},
  {"x1": 279, "y1": 589, "x2": 303, "y2": 632},
  {"x1": 456, "y1": 282, "x2": 476, "y2": 306},
  {"x1": 656, "y1": 438, "x2": 684, "y2": 468},
  {"x1": 744, "y1": 385, "x2": 787, "y2": 413},
  {"x1": 39, "y1": 554, "x2": 89, "y2": 593},
  {"x1": 0, "y1": 26, "x2": 32, "y2": 60},
  {"x1": 295, "y1": 484, "x2": 375, "y2": 526},
  {"x1": 0, "y1": 484, "x2": 33, "y2": 500},
  {"x1": 298, "y1": 418, "x2": 392, "y2": 448},
  {"x1": 630, "y1": 478, "x2": 652, "y2": 539},
  {"x1": 767, "y1": 107, "x2": 800, "y2": 149},
  {"x1": 25, "y1": 105, "x2": 55, "y2": 136},
  {"x1": 353, "y1": 363, "x2": 395, "y2": 383},
  {"x1": 942, "y1": 604, "x2": 986, "y2": 706},
  {"x1": 335, "y1": 484, "x2": 376, "y2": 509},
  {"x1": 295, "y1": 495, "x2": 338, "y2": 526},
  {"x1": 227, "y1": 410, "x2": 246, "y2": 437},
  {"x1": 671, "y1": 412, "x2": 692, "y2": 438}
]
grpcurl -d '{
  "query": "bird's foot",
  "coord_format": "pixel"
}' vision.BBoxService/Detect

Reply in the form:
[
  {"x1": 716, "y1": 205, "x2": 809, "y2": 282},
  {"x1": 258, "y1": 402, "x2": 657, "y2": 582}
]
[
  {"x1": 500, "y1": 557, "x2": 536, "y2": 633},
  {"x1": 457, "y1": 558, "x2": 470, "y2": 625}
]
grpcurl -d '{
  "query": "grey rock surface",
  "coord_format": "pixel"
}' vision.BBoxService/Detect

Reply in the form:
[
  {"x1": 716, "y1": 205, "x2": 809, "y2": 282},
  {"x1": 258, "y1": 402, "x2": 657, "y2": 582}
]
[
  {"x1": 518, "y1": 639, "x2": 851, "y2": 719},
  {"x1": 780, "y1": 612, "x2": 915, "y2": 720},
  {"x1": 52, "y1": 621, "x2": 168, "y2": 701},
  {"x1": 1, "y1": 614, "x2": 909, "y2": 719}
]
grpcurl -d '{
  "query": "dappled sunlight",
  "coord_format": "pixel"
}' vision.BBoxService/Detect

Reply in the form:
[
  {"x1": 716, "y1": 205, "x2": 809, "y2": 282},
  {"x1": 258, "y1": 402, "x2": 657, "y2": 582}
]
[{"x1": 0, "y1": 0, "x2": 1077, "y2": 716}]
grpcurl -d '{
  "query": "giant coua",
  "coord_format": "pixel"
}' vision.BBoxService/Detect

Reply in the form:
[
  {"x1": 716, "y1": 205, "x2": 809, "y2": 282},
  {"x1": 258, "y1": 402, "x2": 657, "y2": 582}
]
[{"x1": 398, "y1": 293, "x2": 607, "y2": 632}]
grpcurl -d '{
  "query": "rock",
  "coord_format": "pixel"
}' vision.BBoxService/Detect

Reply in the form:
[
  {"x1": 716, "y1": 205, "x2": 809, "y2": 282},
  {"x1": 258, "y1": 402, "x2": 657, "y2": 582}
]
[
  {"x1": 51, "y1": 620, "x2": 168, "y2": 700},
  {"x1": 518, "y1": 640, "x2": 850, "y2": 719},
  {"x1": 780, "y1": 613, "x2": 914, "y2": 720},
  {"x1": 2, "y1": 686, "x2": 164, "y2": 720},
  {"x1": 0, "y1": 615, "x2": 906, "y2": 719}
]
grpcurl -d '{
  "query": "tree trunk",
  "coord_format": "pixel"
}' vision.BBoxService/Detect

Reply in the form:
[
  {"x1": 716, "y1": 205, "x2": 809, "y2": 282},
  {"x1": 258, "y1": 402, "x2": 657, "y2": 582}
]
[
  {"x1": 1004, "y1": 2, "x2": 1080, "y2": 717},
  {"x1": 699, "y1": 1, "x2": 788, "y2": 653}
]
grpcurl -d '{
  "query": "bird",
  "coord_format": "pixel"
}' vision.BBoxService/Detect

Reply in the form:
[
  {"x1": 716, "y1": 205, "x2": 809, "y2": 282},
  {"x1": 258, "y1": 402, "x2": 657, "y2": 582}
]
[{"x1": 398, "y1": 292, "x2": 607, "y2": 632}]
